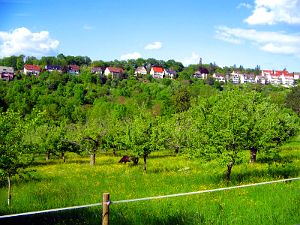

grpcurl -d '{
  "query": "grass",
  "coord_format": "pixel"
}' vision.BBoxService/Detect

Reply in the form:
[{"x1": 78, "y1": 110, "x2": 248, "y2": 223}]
[{"x1": 0, "y1": 137, "x2": 300, "y2": 225}]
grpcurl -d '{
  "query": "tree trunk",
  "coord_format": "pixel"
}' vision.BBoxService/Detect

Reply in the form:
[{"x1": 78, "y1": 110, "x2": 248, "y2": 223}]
[
  {"x1": 46, "y1": 151, "x2": 50, "y2": 161},
  {"x1": 90, "y1": 153, "x2": 96, "y2": 166},
  {"x1": 225, "y1": 162, "x2": 234, "y2": 181},
  {"x1": 143, "y1": 154, "x2": 147, "y2": 172},
  {"x1": 175, "y1": 145, "x2": 179, "y2": 154},
  {"x1": 7, "y1": 176, "x2": 11, "y2": 206},
  {"x1": 250, "y1": 147, "x2": 257, "y2": 163},
  {"x1": 61, "y1": 152, "x2": 65, "y2": 163}
]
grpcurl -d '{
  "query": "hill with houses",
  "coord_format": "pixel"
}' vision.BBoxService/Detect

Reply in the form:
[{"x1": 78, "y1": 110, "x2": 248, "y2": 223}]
[{"x1": 0, "y1": 55, "x2": 299, "y2": 87}]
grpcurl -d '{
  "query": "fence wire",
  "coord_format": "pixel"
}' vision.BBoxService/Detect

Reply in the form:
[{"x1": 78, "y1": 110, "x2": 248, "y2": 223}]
[{"x1": 0, "y1": 177, "x2": 299, "y2": 219}]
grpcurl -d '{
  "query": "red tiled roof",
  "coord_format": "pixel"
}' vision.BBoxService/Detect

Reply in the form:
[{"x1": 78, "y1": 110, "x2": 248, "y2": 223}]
[
  {"x1": 107, "y1": 67, "x2": 123, "y2": 73},
  {"x1": 69, "y1": 65, "x2": 80, "y2": 71},
  {"x1": 274, "y1": 70, "x2": 289, "y2": 76},
  {"x1": 262, "y1": 70, "x2": 273, "y2": 73},
  {"x1": 152, "y1": 66, "x2": 164, "y2": 73},
  {"x1": 24, "y1": 64, "x2": 41, "y2": 71}
]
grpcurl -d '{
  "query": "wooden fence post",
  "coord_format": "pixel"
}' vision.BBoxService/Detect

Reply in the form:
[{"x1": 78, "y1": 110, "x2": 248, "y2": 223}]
[{"x1": 102, "y1": 193, "x2": 110, "y2": 225}]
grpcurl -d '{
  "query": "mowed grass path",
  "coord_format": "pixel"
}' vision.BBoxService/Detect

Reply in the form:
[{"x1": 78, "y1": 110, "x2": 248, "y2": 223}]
[{"x1": 0, "y1": 136, "x2": 300, "y2": 225}]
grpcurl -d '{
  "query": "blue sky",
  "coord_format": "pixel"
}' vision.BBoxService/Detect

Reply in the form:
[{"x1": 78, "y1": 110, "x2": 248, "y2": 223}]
[{"x1": 1, "y1": 0, "x2": 300, "y2": 71}]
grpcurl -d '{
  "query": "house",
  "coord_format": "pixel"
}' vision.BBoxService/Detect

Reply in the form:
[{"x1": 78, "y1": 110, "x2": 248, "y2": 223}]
[
  {"x1": 293, "y1": 72, "x2": 300, "y2": 81},
  {"x1": 193, "y1": 67, "x2": 209, "y2": 79},
  {"x1": 243, "y1": 74, "x2": 256, "y2": 84},
  {"x1": 282, "y1": 73, "x2": 295, "y2": 87},
  {"x1": 213, "y1": 73, "x2": 226, "y2": 83},
  {"x1": 104, "y1": 67, "x2": 124, "y2": 78},
  {"x1": 150, "y1": 66, "x2": 165, "y2": 79},
  {"x1": 165, "y1": 69, "x2": 177, "y2": 79},
  {"x1": 0, "y1": 66, "x2": 14, "y2": 81},
  {"x1": 134, "y1": 66, "x2": 147, "y2": 76},
  {"x1": 230, "y1": 71, "x2": 241, "y2": 84},
  {"x1": 261, "y1": 69, "x2": 294, "y2": 86},
  {"x1": 255, "y1": 75, "x2": 266, "y2": 85},
  {"x1": 45, "y1": 65, "x2": 62, "y2": 73},
  {"x1": 91, "y1": 67, "x2": 103, "y2": 75},
  {"x1": 24, "y1": 64, "x2": 41, "y2": 76},
  {"x1": 68, "y1": 65, "x2": 80, "y2": 75}
]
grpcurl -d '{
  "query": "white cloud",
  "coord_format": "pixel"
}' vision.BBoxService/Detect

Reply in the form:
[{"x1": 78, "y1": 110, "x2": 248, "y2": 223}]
[
  {"x1": 245, "y1": 0, "x2": 300, "y2": 25},
  {"x1": 83, "y1": 25, "x2": 93, "y2": 31},
  {"x1": 0, "y1": 27, "x2": 59, "y2": 57},
  {"x1": 120, "y1": 52, "x2": 141, "y2": 60},
  {"x1": 144, "y1": 41, "x2": 162, "y2": 50},
  {"x1": 216, "y1": 26, "x2": 300, "y2": 56},
  {"x1": 215, "y1": 28, "x2": 242, "y2": 44},
  {"x1": 237, "y1": 2, "x2": 252, "y2": 9},
  {"x1": 180, "y1": 52, "x2": 200, "y2": 66}
]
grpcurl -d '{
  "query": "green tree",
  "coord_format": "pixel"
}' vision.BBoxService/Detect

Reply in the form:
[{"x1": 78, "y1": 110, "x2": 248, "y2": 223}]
[
  {"x1": 285, "y1": 86, "x2": 300, "y2": 116},
  {"x1": 0, "y1": 110, "x2": 38, "y2": 205},
  {"x1": 126, "y1": 112, "x2": 163, "y2": 171},
  {"x1": 172, "y1": 87, "x2": 191, "y2": 113},
  {"x1": 187, "y1": 89, "x2": 299, "y2": 180}
]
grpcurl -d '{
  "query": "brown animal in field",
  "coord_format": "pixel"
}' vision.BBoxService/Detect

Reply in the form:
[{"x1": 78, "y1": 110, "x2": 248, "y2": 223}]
[
  {"x1": 119, "y1": 155, "x2": 139, "y2": 165},
  {"x1": 119, "y1": 155, "x2": 131, "y2": 163}
]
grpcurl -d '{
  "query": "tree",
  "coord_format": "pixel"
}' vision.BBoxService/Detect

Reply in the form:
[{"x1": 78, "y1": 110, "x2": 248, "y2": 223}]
[
  {"x1": 285, "y1": 86, "x2": 300, "y2": 116},
  {"x1": 76, "y1": 100, "x2": 112, "y2": 165},
  {"x1": 242, "y1": 92, "x2": 299, "y2": 163},
  {"x1": 0, "y1": 110, "x2": 39, "y2": 205},
  {"x1": 126, "y1": 112, "x2": 163, "y2": 171},
  {"x1": 16, "y1": 55, "x2": 25, "y2": 70},
  {"x1": 186, "y1": 89, "x2": 299, "y2": 180},
  {"x1": 172, "y1": 87, "x2": 191, "y2": 113}
]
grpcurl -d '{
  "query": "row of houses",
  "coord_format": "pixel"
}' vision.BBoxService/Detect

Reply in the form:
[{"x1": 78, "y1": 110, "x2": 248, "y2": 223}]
[
  {"x1": 1, "y1": 64, "x2": 299, "y2": 87},
  {"x1": 195, "y1": 70, "x2": 300, "y2": 87},
  {"x1": 0, "y1": 64, "x2": 82, "y2": 80},
  {"x1": 91, "y1": 66, "x2": 177, "y2": 79}
]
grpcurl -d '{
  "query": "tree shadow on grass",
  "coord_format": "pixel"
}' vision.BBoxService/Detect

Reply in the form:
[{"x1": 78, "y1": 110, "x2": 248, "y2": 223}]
[
  {"x1": 0, "y1": 208, "x2": 205, "y2": 225},
  {"x1": 0, "y1": 208, "x2": 100, "y2": 225},
  {"x1": 229, "y1": 164, "x2": 300, "y2": 184}
]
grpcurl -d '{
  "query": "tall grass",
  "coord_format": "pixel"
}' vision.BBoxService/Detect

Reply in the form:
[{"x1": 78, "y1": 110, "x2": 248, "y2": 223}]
[{"x1": 0, "y1": 140, "x2": 299, "y2": 224}]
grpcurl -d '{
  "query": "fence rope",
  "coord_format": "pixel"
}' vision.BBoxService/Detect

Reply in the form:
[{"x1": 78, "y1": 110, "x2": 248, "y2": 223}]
[
  {"x1": 0, "y1": 202, "x2": 102, "y2": 219},
  {"x1": 0, "y1": 177, "x2": 299, "y2": 219},
  {"x1": 111, "y1": 177, "x2": 300, "y2": 204}
]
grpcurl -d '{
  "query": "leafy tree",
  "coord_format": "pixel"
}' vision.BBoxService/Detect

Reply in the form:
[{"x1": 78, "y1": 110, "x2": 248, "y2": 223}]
[
  {"x1": 172, "y1": 87, "x2": 191, "y2": 113},
  {"x1": 285, "y1": 86, "x2": 300, "y2": 116},
  {"x1": 126, "y1": 112, "x2": 163, "y2": 171},
  {"x1": 242, "y1": 92, "x2": 299, "y2": 163},
  {"x1": 0, "y1": 110, "x2": 39, "y2": 205},
  {"x1": 16, "y1": 55, "x2": 25, "y2": 70},
  {"x1": 186, "y1": 89, "x2": 299, "y2": 180}
]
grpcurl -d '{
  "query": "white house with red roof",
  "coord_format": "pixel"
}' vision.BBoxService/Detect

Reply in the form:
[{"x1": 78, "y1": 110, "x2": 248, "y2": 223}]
[
  {"x1": 24, "y1": 64, "x2": 41, "y2": 75},
  {"x1": 104, "y1": 67, "x2": 124, "y2": 78},
  {"x1": 68, "y1": 65, "x2": 80, "y2": 75},
  {"x1": 261, "y1": 69, "x2": 295, "y2": 86},
  {"x1": 150, "y1": 66, "x2": 165, "y2": 78}
]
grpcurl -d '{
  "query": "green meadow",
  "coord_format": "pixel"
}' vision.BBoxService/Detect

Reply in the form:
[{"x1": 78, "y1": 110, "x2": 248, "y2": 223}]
[{"x1": 0, "y1": 135, "x2": 300, "y2": 225}]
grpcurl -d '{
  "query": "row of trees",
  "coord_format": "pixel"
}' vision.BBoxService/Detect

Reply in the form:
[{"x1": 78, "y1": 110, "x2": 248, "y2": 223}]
[{"x1": 0, "y1": 71, "x2": 299, "y2": 205}]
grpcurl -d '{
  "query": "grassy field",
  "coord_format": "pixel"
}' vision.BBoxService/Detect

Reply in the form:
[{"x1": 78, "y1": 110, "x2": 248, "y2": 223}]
[{"x1": 0, "y1": 136, "x2": 299, "y2": 225}]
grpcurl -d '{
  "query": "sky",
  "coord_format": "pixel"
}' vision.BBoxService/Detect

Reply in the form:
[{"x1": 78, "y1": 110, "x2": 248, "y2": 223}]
[{"x1": 0, "y1": 0, "x2": 300, "y2": 71}]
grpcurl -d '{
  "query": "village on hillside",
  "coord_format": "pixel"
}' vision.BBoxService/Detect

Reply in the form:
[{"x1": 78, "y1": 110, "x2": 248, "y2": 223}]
[{"x1": 0, "y1": 57, "x2": 299, "y2": 87}]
